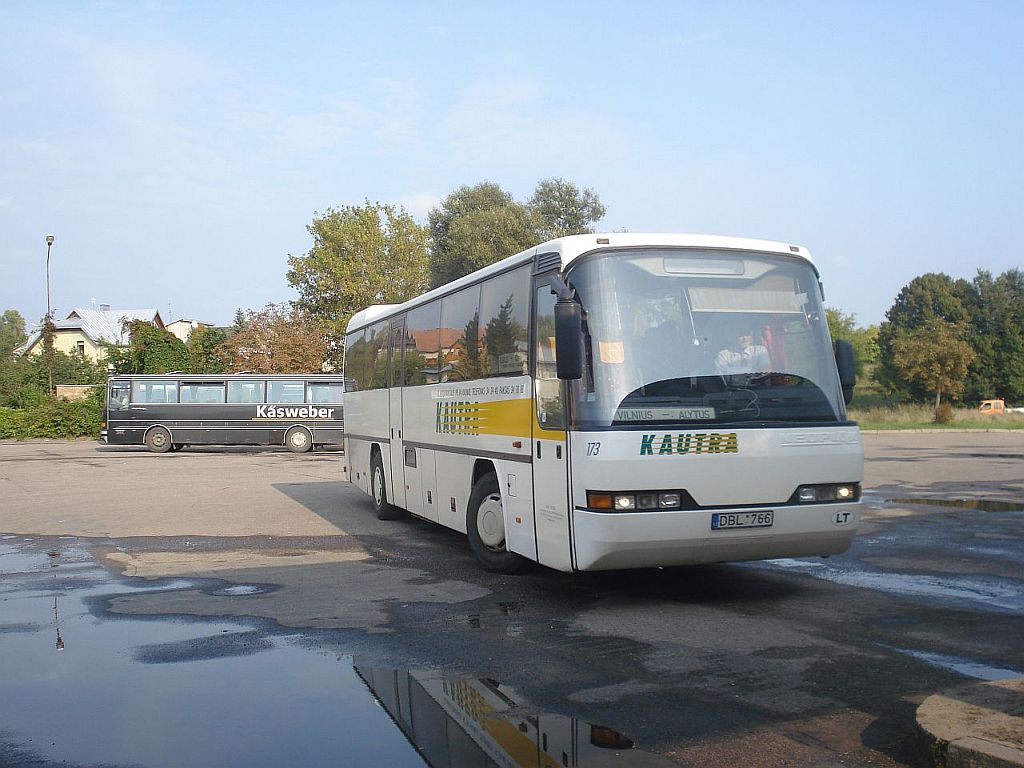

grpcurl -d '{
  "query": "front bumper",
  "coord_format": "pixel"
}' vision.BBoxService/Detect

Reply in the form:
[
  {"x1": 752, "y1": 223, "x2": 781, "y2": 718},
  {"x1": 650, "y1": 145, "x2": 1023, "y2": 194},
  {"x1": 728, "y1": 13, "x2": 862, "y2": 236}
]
[{"x1": 572, "y1": 501, "x2": 860, "y2": 571}]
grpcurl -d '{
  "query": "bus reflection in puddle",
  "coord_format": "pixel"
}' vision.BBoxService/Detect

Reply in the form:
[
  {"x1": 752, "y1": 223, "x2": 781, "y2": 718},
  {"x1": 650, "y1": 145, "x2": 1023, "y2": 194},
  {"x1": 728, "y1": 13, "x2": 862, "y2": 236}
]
[{"x1": 354, "y1": 664, "x2": 674, "y2": 767}]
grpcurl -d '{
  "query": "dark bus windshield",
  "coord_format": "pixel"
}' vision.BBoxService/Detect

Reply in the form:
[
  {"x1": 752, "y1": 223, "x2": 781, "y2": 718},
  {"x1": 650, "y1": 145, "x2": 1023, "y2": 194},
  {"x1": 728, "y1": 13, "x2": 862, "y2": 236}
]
[{"x1": 565, "y1": 248, "x2": 846, "y2": 429}]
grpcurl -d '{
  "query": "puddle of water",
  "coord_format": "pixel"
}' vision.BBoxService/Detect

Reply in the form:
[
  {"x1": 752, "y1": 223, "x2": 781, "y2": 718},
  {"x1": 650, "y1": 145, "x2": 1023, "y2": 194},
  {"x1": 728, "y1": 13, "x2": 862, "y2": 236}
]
[
  {"x1": 886, "y1": 646, "x2": 1024, "y2": 681},
  {"x1": 760, "y1": 559, "x2": 1024, "y2": 613},
  {"x1": 355, "y1": 664, "x2": 673, "y2": 768},
  {"x1": 884, "y1": 497, "x2": 1024, "y2": 513},
  {"x1": 0, "y1": 542, "x2": 94, "y2": 575},
  {"x1": 0, "y1": 540, "x2": 669, "y2": 768}
]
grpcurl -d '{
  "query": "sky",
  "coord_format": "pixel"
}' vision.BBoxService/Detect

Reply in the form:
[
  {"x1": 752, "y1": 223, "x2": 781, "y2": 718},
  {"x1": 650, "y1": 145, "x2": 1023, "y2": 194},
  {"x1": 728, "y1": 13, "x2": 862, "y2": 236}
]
[{"x1": 2, "y1": 1, "x2": 1022, "y2": 331}]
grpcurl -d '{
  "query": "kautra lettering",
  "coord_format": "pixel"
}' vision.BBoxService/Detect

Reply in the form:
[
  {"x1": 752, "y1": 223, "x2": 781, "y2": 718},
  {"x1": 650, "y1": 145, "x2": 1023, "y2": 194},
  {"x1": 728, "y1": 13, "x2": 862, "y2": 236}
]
[
  {"x1": 255, "y1": 406, "x2": 335, "y2": 419},
  {"x1": 640, "y1": 432, "x2": 738, "y2": 455}
]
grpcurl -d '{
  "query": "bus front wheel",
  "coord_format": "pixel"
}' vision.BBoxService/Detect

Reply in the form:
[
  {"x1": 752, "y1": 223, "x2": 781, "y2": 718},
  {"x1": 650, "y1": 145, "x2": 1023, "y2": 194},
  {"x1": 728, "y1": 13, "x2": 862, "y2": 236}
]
[
  {"x1": 145, "y1": 427, "x2": 173, "y2": 454},
  {"x1": 285, "y1": 426, "x2": 313, "y2": 453},
  {"x1": 466, "y1": 474, "x2": 532, "y2": 574},
  {"x1": 371, "y1": 452, "x2": 404, "y2": 520}
]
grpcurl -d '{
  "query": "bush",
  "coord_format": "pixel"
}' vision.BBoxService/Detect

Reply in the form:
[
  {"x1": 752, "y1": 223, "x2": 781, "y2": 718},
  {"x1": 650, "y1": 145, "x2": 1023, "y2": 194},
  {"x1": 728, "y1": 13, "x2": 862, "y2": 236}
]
[
  {"x1": 933, "y1": 403, "x2": 954, "y2": 424},
  {"x1": 0, "y1": 407, "x2": 29, "y2": 439},
  {"x1": 0, "y1": 388, "x2": 103, "y2": 440}
]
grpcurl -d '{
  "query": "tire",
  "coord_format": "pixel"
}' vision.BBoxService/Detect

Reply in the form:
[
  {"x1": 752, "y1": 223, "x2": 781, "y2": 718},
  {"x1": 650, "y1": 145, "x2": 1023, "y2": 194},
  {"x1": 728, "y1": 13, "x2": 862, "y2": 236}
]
[
  {"x1": 285, "y1": 426, "x2": 313, "y2": 453},
  {"x1": 466, "y1": 474, "x2": 532, "y2": 574},
  {"x1": 370, "y1": 451, "x2": 404, "y2": 520},
  {"x1": 145, "y1": 427, "x2": 172, "y2": 454}
]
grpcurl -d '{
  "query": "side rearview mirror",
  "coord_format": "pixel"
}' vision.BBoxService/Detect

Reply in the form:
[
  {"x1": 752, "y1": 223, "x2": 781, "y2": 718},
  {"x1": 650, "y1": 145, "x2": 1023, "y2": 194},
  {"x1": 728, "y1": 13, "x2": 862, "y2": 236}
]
[
  {"x1": 554, "y1": 299, "x2": 583, "y2": 380},
  {"x1": 834, "y1": 339, "x2": 856, "y2": 405}
]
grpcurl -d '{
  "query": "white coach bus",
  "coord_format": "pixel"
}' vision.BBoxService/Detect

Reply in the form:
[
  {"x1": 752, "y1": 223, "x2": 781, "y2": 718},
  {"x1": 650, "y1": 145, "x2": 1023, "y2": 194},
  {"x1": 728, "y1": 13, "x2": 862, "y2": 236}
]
[{"x1": 343, "y1": 233, "x2": 862, "y2": 573}]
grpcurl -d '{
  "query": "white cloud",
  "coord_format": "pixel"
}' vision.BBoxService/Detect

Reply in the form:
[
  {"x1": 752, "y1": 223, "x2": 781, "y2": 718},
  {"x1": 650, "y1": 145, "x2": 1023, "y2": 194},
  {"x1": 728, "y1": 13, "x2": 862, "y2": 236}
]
[{"x1": 438, "y1": 78, "x2": 632, "y2": 174}]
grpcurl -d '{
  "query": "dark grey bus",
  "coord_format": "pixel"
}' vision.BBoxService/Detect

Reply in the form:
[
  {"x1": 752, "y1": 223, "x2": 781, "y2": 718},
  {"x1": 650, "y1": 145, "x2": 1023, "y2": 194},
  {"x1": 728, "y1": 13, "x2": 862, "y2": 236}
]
[{"x1": 101, "y1": 374, "x2": 344, "y2": 453}]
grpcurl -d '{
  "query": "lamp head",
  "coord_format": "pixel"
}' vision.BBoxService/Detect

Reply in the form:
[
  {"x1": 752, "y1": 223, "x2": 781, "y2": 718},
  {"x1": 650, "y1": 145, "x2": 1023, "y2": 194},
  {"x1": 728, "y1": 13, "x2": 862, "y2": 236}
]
[{"x1": 46, "y1": 235, "x2": 55, "y2": 246}]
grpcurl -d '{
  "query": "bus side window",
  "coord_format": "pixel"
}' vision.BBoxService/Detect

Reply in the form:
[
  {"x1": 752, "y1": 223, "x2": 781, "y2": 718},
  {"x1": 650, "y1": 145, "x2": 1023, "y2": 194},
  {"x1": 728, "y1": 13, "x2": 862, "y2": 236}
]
[
  {"x1": 534, "y1": 285, "x2": 564, "y2": 430},
  {"x1": 268, "y1": 380, "x2": 305, "y2": 403},
  {"x1": 480, "y1": 265, "x2": 530, "y2": 377},
  {"x1": 109, "y1": 382, "x2": 130, "y2": 410},
  {"x1": 228, "y1": 380, "x2": 265, "y2": 403}
]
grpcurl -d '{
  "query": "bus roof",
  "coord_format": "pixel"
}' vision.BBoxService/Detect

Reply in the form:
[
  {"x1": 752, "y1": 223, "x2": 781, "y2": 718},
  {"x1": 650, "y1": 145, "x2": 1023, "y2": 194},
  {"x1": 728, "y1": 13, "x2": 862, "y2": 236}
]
[{"x1": 346, "y1": 232, "x2": 815, "y2": 334}]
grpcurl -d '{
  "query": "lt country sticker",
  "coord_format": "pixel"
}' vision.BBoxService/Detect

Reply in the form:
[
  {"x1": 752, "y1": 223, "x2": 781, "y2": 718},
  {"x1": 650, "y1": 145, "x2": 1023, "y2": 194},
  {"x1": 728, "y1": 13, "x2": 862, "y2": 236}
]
[{"x1": 639, "y1": 433, "x2": 739, "y2": 456}]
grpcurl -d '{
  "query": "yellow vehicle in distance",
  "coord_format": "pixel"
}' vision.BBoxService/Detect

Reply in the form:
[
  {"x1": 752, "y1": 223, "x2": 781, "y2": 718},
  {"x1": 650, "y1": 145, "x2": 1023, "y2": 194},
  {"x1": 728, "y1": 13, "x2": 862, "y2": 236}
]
[{"x1": 979, "y1": 399, "x2": 1024, "y2": 415}]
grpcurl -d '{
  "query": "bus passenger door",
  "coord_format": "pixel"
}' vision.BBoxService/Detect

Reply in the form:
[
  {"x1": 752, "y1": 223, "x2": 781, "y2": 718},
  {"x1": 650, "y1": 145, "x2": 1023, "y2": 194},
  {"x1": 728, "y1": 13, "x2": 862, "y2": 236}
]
[
  {"x1": 532, "y1": 281, "x2": 573, "y2": 571},
  {"x1": 388, "y1": 319, "x2": 408, "y2": 510}
]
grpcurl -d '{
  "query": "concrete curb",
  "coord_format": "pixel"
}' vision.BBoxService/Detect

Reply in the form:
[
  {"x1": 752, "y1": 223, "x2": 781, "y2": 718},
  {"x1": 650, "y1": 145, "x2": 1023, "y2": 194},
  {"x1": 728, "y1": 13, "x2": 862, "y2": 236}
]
[{"x1": 916, "y1": 678, "x2": 1024, "y2": 767}]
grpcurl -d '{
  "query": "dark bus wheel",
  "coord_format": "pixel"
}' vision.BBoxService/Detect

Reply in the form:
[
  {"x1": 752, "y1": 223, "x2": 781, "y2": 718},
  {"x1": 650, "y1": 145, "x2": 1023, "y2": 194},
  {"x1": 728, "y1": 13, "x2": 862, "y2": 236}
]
[
  {"x1": 285, "y1": 427, "x2": 313, "y2": 453},
  {"x1": 466, "y1": 473, "x2": 532, "y2": 574},
  {"x1": 145, "y1": 427, "x2": 173, "y2": 454},
  {"x1": 371, "y1": 452, "x2": 404, "y2": 520}
]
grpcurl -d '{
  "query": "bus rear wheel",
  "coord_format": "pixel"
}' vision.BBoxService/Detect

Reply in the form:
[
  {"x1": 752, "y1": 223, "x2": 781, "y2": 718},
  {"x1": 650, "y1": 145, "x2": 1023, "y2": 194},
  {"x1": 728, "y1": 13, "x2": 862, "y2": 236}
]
[
  {"x1": 371, "y1": 452, "x2": 404, "y2": 520},
  {"x1": 285, "y1": 426, "x2": 313, "y2": 453},
  {"x1": 466, "y1": 474, "x2": 531, "y2": 574},
  {"x1": 145, "y1": 427, "x2": 172, "y2": 454}
]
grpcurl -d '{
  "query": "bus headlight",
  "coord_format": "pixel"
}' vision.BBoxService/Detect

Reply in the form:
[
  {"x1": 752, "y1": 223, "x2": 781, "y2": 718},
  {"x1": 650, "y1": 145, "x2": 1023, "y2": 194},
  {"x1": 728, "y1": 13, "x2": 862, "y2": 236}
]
[
  {"x1": 794, "y1": 483, "x2": 860, "y2": 503},
  {"x1": 587, "y1": 491, "x2": 687, "y2": 511}
]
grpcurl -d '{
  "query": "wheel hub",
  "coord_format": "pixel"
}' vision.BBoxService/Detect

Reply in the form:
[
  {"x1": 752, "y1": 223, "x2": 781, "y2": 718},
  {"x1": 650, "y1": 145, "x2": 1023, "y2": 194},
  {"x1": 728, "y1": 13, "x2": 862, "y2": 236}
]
[
  {"x1": 477, "y1": 494, "x2": 505, "y2": 549},
  {"x1": 373, "y1": 467, "x2": 384, "y2": 506}
]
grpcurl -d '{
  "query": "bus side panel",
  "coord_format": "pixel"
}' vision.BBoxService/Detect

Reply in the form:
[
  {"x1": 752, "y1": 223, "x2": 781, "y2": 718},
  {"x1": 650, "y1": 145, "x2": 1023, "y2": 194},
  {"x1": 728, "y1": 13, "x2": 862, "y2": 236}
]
[
  {"x1": 343, "y1": 388, "x2": 391, "y2": 500},
  {"x1": 496, "y1": 459, "x2": 537, "y2": 562},
  {"x1": 403, "y1": 445, "x2": 424, "y2": 517},
  {"x1": 434, "y1": 451, "x2": 473, "y2": 534},
  {"x1": 346, "y1": 437, "x2": 372, "y2": 496},
  {"x1": 419, "y1": 449, "x2": 438, "y2": 522}
]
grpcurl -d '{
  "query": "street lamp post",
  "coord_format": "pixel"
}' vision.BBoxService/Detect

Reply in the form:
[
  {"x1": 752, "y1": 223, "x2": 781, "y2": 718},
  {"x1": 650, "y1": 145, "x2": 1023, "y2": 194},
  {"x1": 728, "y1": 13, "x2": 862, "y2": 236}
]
[{"x1": 45, "y1": 234, "x2": 55, "y2": 395}]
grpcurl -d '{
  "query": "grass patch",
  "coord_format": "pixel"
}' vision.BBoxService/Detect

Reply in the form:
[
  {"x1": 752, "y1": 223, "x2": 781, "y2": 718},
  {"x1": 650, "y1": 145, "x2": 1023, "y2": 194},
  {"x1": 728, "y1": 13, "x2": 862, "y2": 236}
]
[{"x1": 849, "y1": 404, "x2": 1024, "y2": 430}]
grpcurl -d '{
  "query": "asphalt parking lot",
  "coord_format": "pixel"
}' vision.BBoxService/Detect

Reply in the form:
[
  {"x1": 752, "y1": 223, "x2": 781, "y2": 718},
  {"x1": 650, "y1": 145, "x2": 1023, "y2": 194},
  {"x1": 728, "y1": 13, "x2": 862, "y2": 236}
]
[{"x1": 1, "y1": 433, "x2": 1022, "y2": 768}]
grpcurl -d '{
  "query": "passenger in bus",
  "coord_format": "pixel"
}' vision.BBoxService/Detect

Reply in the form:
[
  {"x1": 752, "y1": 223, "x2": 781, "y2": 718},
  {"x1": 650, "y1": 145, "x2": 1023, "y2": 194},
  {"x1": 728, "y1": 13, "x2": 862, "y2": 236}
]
[{"x1": 716, "y1": 328, "x2": 771, "y2": 374}]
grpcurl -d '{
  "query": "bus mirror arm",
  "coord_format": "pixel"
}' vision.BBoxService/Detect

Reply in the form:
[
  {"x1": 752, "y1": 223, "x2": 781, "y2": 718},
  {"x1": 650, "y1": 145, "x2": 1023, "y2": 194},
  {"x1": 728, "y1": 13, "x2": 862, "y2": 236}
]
[
  {"x1": 834, "y1": 339, "x2": 856, "y2": 405},
  {"x1": 547, "y1": 273, "x2": 574, "y2": 302},
  {"x1": 546, "y1": 274, "x2": 584, "y2": 380}
]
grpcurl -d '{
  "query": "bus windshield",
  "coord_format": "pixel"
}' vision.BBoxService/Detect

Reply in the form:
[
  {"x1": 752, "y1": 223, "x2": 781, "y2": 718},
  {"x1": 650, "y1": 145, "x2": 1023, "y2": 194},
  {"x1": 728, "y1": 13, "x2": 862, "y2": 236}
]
[{"x1": 566, "y1": 248, "x2": 846, "y2": 429}]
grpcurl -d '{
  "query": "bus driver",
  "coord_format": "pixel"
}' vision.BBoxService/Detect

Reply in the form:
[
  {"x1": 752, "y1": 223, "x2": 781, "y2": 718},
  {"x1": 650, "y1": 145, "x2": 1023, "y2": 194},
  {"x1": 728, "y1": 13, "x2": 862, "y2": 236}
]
[{"x1": 716, "y1": 328, "x2": 771, "y2": 374}]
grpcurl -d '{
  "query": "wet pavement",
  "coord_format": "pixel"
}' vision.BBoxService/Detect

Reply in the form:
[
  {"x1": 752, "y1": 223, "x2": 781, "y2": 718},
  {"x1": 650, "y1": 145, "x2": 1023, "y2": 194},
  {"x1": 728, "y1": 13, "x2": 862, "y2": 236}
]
[
  {"x1": 0, "y1": 538, "x2": 670, "y2": 767},
  {"x1": 0, "y1": 434, "x2": 1023, "y2": 767}
]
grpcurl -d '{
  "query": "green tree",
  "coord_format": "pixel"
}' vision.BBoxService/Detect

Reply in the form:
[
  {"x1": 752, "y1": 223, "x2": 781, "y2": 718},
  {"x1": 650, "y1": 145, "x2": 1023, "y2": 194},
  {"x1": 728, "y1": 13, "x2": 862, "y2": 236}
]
[
  {"x1": 875, "y1": 273, "x2": 972, "y2": 400},
  {"x1": 105, "y1": 321, "x2": 190, "y2": 374},
  {"x1": 288, "y1": 202, "x2": 428, "y2": 366},
  {"x1": 962, "y1": 269, "x2": 1024, "y2": 404},
  {"x1": 0, "y1": 351, "x2": 105, "y2": 408},
  {"x1": 0, "y1": 310, "x2": 27, "y2": 358},
  {"x1": 219, "y1": 304, "x2": 327, "y2": 373},
  {"x1": 0, "y1": 356, "x2": 43, "y2": 407},
  {"x1": 527, "y1": 178, "x2": 606, "y2": 240},
  {"x1": 826, "y1": 307, "x2": 879, "y2": 376},
  {"x1": 185, "y1": 325, "x2": 228, "y2": 374},
  {"x1": 891, "y1": 319, "x2": 976, "y2": 409},
  {"x1": 428, "y1": 182, "x2": 537, "y2": 288}
]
